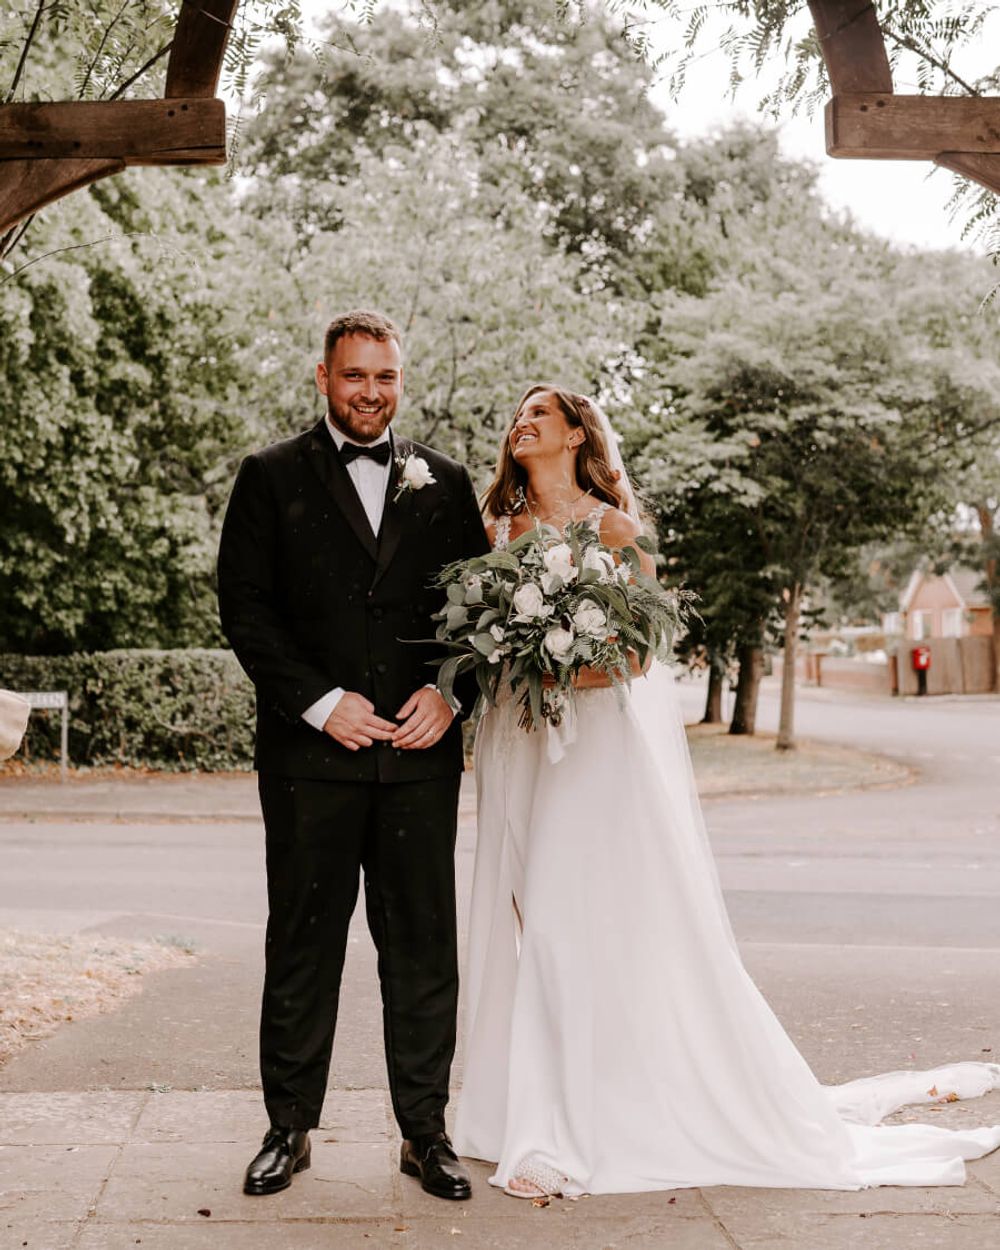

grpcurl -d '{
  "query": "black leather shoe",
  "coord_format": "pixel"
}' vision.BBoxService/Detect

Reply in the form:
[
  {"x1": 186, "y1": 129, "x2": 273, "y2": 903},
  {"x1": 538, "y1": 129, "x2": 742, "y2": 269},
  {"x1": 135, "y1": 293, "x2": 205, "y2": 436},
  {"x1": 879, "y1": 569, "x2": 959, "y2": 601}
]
[
  {"x1": 243, "y1": 1127, "x2": 311, "y2": 1195},
  {"x1": 400, "y1": 1132, "x2": 472, "y2": 1200}
]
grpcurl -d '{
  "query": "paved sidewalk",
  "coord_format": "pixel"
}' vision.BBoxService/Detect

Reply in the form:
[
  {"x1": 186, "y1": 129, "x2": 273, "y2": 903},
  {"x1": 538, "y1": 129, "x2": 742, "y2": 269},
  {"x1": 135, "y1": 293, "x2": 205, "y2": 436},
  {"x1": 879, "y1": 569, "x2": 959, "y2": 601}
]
[
  {"x1": 0, "y1": 771, "x2": 261, "y2": 823},
  {"x1": 4, "y1": 1086, "x2": 1000, "y2": 1249},
  {"x1": 3, "y1": 688, "x2": 1000, "y2": 1249}
]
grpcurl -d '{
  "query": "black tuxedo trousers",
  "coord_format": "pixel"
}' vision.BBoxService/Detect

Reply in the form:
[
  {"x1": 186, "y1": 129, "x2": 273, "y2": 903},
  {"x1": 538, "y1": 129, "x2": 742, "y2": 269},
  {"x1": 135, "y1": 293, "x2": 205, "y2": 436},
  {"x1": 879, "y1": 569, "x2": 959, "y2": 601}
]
[{"x1": 217, "y1": 422, "x2": 489, "y2": 1135}]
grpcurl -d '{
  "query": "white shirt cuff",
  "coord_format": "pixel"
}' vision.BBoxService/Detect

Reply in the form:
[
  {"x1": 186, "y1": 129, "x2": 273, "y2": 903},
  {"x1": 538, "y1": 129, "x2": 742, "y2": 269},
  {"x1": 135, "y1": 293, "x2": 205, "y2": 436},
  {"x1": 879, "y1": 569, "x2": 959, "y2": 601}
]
[
  {"x1": 427, "y1": 682, "x2": 461, "y2": 715},
  {"x1": 302, "y1": 687, "x2": 344, "y2": 731}
]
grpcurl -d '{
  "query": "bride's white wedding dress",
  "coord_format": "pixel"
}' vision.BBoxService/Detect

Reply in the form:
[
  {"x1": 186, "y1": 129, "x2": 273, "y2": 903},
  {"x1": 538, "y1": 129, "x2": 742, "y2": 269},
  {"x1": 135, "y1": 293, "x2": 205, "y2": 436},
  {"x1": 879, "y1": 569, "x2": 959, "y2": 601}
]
[{"x1": 453, "y1": 512, "x2": 1000, "y2": 1195}]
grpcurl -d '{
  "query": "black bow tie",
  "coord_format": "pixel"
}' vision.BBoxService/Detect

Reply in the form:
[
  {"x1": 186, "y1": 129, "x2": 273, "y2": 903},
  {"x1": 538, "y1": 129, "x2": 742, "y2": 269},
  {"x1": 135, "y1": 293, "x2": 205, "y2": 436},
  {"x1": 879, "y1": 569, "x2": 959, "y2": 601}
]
[{"x1": 339, "y1": 440, "x2": 391, "y2": 466}]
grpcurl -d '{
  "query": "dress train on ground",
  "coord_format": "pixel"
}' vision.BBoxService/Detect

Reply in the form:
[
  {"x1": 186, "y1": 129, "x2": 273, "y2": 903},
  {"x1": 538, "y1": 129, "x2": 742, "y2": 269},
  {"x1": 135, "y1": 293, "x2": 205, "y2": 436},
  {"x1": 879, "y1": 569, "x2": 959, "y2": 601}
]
[{"x1": 453, "y1": 664, "x2": 1000, "y2": 1194}]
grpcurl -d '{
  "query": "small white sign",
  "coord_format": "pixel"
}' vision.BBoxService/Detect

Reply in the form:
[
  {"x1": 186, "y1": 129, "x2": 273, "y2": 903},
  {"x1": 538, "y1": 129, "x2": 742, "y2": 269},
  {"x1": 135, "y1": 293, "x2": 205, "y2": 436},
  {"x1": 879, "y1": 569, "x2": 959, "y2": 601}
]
[{"x1": 25, "y1": 691, "x2": 68, "y2": 710}]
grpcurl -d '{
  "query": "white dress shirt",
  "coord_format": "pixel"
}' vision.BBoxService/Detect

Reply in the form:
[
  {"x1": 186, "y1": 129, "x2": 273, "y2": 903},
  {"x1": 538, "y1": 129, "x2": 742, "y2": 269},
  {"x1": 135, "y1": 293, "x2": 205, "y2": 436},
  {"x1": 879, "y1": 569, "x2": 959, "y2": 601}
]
[{"x1": 301, "y1": 419, "x2": 392, "y2": 731}]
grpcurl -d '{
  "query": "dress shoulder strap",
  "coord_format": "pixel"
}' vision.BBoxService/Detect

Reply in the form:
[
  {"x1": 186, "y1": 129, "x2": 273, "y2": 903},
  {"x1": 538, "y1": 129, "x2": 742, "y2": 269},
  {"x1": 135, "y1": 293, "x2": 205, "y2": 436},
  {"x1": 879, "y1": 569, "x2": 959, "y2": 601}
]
[
  {"x1": 493, "y1": 514, "x2": 512, "y2": 550},
  {"x1": 584, "y1": 500, "x2": 612, "y2": 533}
]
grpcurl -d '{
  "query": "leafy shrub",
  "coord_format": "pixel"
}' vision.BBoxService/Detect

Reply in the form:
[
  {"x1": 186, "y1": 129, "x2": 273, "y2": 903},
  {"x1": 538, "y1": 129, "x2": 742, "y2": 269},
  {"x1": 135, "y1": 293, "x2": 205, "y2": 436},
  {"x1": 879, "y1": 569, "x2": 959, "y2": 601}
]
[{"x1": 0, "y1": 650, "x2": 254, "y2": 771}]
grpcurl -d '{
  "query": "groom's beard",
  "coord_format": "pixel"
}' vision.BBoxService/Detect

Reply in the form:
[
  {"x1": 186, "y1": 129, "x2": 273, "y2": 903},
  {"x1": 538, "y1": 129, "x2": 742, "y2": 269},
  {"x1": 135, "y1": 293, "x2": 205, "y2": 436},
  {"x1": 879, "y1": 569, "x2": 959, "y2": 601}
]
[{"x1": 327, "y1": 396, "x2": 396, "y2": 444}]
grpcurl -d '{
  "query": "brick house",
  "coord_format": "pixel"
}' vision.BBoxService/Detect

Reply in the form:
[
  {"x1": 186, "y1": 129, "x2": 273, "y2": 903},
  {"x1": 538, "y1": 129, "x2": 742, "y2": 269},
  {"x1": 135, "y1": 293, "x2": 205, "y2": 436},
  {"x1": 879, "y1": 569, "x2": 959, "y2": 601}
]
[{"x1": 883, "y1": 568, "x2": 993, "y2": 641}]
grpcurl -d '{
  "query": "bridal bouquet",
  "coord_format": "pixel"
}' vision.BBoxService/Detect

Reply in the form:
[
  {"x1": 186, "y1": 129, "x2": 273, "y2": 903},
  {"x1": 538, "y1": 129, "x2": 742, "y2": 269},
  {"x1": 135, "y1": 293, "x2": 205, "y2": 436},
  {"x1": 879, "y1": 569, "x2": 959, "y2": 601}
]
[{"x1": 431, "y1": 520, "x2": 693, "y2": 732}]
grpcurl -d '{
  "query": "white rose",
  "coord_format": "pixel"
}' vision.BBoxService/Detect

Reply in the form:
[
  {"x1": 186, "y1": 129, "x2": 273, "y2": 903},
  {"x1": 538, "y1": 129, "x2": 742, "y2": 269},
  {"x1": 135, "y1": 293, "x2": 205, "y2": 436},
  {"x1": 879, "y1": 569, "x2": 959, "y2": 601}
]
[
  {"x1": 487, "y1": 648, "x2": 503, "y2": 664},
  {"x1": 489, "y1": 623, "x2": 505, "y2": 642},
  {"x1": 512, "y1": 582, "x2": 548, "y2": 619},
  {"x1": 543, "y1": 625, "x2": 576, "y2": 660},
  {"x1": 572, "y1": 599, "x2": 608, "y2": 638},
  {"x1": 540, "y1": 571, "x2": 562, "y2": 596},
  {"x1": 583, "y1": 547, "x2": 616, "y2": 581},
  {"x1": 402, "y1": 455, "x2": 435, "y2": 490},
  {"x1": 542, "y1": 543, "x2": 577, "y2": 582}
]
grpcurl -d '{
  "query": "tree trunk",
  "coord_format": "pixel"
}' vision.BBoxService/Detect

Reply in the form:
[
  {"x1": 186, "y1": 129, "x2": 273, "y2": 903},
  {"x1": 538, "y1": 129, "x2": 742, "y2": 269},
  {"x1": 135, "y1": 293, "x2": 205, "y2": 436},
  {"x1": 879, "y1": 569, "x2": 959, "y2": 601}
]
[
  {"x1": 776, "y1": 583, "x2": 802, "y2": 752},
  {"x1": 729, "y1": 644, "x2": 763, "y2": 735},
  {"x1": 701, "y1": 661, "x2": 724, "y2": 724},
  {"x1": 976, "y1": 503, "x2": 999, "y2": 692}
]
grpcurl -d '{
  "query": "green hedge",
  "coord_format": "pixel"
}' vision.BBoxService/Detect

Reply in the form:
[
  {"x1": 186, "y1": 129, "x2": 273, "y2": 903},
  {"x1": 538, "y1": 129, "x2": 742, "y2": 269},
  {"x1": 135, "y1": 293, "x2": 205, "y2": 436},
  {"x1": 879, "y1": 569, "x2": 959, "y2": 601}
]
[{"x1": 0, "y1": 650, "x2": 255, "y2": 771}]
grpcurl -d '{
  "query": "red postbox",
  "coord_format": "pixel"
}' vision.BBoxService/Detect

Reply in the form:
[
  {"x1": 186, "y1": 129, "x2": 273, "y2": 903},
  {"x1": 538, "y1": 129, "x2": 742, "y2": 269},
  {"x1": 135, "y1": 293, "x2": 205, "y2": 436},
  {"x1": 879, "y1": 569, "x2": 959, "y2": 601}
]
[{"x1": 911, "y1": 645, "x2": 931, "y2": 696}]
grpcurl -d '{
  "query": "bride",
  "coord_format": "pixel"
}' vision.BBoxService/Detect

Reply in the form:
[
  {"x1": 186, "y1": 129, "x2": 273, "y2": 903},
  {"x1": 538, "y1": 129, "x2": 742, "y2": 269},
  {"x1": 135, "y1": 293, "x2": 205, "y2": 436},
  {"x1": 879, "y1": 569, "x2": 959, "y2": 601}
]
[{"x1": 452, "y1": 383, "x2": 1000, "y2": 1198}]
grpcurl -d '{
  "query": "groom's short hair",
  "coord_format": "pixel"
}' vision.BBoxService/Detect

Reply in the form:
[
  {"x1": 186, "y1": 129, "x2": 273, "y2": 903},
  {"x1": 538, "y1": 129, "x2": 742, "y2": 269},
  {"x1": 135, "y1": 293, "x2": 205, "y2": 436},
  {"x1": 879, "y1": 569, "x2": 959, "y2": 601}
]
[{"x1": 324, "y1": 310, "x2": 402, "y2": 361}]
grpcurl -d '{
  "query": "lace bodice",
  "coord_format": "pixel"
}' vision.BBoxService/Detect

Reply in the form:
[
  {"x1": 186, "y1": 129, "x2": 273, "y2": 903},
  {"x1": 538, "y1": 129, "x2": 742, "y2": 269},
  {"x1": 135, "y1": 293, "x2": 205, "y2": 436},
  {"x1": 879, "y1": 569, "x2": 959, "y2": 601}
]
[{"x1": 492, "y1": 502, "x2": 611, "y2": 551}]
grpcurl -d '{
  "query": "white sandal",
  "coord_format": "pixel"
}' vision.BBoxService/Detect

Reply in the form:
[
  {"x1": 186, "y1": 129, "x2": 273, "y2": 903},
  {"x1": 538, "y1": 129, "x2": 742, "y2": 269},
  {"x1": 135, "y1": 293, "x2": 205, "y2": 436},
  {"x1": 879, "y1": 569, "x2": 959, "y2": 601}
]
[{"x1": 504, "y1": 1154, "x2": 569, "y2": 1199}]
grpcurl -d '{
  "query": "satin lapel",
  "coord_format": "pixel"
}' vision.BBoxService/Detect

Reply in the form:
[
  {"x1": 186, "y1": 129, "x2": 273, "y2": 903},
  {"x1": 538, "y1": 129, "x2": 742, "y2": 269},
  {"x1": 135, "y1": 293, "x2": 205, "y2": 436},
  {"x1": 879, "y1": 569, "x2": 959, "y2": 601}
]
[
  {"x1": 372, "y1": 434, "x2": 412, "y2": 589},
  {"x1": 302, "y1": 421, "x2": 378, "y2": 562}
]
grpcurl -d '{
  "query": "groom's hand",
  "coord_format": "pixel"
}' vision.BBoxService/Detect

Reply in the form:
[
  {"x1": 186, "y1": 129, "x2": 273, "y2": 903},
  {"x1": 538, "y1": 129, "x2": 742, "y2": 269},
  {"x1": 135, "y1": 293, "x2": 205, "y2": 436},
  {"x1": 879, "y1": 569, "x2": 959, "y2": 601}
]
[
  {"x1": 322, "y1": 693, "x2": 397, "y2": 751},
  {"x1": 392, "y1": 687, "x2": 455, "y2": 749}
]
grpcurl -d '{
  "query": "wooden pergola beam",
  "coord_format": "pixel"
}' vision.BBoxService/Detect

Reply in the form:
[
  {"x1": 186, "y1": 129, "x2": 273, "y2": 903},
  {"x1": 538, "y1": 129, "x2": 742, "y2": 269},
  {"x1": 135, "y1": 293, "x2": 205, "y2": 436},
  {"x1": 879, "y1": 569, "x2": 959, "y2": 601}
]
[
  {"x1": 0, "y1": 100, "x2": 226, "y2": 165},
  {"x1": 808, "y1": 0, "x2": 1000, "y2": 202},
  {"x1": 827, "y1": 95, "x2": 1000, "y2": 160},
  {"x1": 807, "y1": 1, "x2": 892, "y2": 94},
  {"x1": 0, "y1": 0, "x2": 238, "y2": 238},
  {"x1": 166, "y1": 0, "x2": 239, "y2": 98}
]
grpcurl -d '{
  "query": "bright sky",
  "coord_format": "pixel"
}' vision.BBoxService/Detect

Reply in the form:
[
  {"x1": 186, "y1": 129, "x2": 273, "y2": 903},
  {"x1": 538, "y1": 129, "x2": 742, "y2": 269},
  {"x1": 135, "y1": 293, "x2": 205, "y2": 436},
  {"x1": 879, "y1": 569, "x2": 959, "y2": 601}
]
[
  {"x1": 296, "y1": 2, "x2": 997, "y2": 254},
  {"x1": 643, "y1": 9, "x2": 1000, "y2": 254},
  {"x1": 652, "y1": 78, "x2": 969, "y2": 252}
]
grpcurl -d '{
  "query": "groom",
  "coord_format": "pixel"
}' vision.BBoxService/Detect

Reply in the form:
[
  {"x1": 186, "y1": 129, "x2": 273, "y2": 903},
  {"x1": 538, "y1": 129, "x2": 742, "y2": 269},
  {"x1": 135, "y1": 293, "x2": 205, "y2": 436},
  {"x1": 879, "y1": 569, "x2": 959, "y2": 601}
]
[{"x1": 217, "y1": 310, "x2": 488, "y2": 1202}]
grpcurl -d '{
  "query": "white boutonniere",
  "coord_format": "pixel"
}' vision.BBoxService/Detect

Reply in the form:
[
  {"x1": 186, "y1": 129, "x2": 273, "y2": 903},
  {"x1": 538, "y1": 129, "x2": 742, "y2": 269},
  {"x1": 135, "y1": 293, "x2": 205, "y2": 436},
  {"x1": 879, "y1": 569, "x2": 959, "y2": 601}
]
[{"x1": 393, "y1": 452, "x2": 436, "y2": 502}]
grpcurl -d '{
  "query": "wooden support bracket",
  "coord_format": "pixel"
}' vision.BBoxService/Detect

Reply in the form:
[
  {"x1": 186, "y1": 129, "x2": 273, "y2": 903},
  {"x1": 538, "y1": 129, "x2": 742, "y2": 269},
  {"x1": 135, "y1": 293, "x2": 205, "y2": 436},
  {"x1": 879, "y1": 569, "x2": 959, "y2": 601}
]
[
  {"x1": 0, "y1": 157, "x2": 126, "y2": 236},
  {"x1": 827, "y1": 94, "x2": 1000, "y2": 160},
  {"x1": 809, "y1": 0, "x2": 1000, "y2": 200},
  {"x1": 0, "y1": 99, "x2": 226, "y2": 165},
  {"x1": 935, "y1": 152, "x2": 1000, "y2": 197},
  {"x1": 0, "y1": 0, "x2": 238, "y2": 239}
]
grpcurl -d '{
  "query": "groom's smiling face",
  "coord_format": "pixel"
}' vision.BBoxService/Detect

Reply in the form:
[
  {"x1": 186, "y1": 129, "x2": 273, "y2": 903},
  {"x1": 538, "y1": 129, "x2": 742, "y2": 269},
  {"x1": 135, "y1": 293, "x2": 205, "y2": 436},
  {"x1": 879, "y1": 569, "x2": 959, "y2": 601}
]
[{"x1": 316, "y1": 333, "x2": 403, "y2": 444}]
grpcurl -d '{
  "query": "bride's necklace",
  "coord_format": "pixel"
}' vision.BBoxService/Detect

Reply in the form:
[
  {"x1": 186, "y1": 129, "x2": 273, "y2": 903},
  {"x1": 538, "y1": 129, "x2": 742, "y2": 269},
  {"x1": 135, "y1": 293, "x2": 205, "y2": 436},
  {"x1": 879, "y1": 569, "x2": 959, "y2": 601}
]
[{"x1": 524, "y1": 488, "x2": 591, "y2": 524}]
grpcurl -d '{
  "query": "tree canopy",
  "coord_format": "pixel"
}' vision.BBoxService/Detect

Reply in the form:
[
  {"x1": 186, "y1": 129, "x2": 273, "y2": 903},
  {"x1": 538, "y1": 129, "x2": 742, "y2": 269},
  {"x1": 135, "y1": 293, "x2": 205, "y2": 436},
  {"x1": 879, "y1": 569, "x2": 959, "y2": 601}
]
[{"x1": 1, "y1": 0, "x2": 998, "y2": 739}]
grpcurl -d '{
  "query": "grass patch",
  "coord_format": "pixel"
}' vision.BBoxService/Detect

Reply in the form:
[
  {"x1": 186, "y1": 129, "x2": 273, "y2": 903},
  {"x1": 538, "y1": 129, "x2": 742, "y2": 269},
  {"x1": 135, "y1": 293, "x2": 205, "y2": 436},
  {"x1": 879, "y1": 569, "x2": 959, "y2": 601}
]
[
  {"x1": 0, "y1": 931, "x2": 196, "y2": 1067},
  {"x1": 686, "y1": 723, "x2": 913, "y2": 799}
]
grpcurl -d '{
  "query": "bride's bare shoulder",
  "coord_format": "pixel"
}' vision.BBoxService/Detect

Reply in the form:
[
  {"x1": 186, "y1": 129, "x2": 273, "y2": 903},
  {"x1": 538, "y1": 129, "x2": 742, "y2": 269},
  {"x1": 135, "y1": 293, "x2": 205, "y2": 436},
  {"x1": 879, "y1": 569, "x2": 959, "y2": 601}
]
[
  {"x1": 598, "y1": 508, "x2": 655, "y2": 576},
  {"x1": 597, "y1": 506, "x2": 641, "y2": 546}
]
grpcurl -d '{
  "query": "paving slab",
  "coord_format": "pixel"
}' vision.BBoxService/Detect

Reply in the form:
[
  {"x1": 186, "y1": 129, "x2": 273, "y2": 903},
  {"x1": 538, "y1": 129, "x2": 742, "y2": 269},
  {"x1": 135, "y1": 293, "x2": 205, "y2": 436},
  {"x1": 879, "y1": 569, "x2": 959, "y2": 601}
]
[
  {"x1": 0, "y1": 1091, "x2": 147, "y2": 1145},
  {"x1": 0, "y1": 1143, "x2": 118, "y2": 1221},
  {"x1": 705, "y1": 1180, "x2": 1000, "y2": 1223},
  {"x1": 73, "y1": 1215, "x2": 726, "y2": 1250},
  {"x1": 75, "y1": 1221, "x2": 409, "y2": 1250},
  {"x1": 712, "y1": 1210, "x2": 1000, "y2": 1249},
  {"x1": 386, "y1": 1212, "x2": 733, "y2": 1250},
  {"x1": 95, "y1": 1140, "x2": 399, "y2": 1222},
  {"x1": 966, "y1": 1146, "x2": 1000, "y2": 1196},
  {"x1": 1, "y1": 1221, "x2": 78, "y2": 1249},
  {"x1": 132, "y1": 1088, "x2": 391, "y2": 1146}
]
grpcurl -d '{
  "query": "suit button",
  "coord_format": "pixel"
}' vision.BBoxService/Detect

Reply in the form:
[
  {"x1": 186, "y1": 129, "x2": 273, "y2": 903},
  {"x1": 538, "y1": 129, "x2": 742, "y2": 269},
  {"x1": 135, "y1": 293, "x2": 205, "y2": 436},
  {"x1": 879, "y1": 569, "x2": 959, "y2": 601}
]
[
  {"x1": 371, "y1": 606, "x2": 383, "y2": 620},
  {"x1": 376, "y1": 662, "x2": 388, "y2": 675}
]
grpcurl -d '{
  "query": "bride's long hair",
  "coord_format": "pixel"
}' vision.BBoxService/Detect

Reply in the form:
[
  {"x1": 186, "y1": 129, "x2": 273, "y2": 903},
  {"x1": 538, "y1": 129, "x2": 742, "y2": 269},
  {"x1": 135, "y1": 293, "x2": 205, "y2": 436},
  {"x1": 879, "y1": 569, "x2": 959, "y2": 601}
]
[{"x1": 481, "y1": 384, "x2": 629, "y2": 520}]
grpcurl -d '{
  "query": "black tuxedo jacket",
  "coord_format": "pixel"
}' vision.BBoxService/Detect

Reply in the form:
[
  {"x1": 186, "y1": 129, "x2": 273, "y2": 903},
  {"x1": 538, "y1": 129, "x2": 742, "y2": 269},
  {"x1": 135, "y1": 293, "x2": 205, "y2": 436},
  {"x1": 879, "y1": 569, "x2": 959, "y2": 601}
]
[{"x1": 217, "y1": 420, "x2": 490, "y2": 783}]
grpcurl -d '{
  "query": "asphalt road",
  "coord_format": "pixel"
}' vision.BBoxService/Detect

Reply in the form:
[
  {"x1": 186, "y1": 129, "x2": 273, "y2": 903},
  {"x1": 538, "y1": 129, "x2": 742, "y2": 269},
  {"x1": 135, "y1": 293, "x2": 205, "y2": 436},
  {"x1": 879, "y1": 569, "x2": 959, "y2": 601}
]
[{"x1": 1, "y1": 678, "x2": 998, "y2": 1099}]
